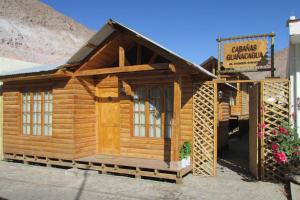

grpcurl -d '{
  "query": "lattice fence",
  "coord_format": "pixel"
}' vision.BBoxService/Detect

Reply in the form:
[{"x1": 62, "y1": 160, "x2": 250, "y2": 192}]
[
  {"x1": 261, "y1": 80, "x2": 289, "y2": 181},
  {"x1": 193, "y1": 82, "x2": 217, "y2": 176}
]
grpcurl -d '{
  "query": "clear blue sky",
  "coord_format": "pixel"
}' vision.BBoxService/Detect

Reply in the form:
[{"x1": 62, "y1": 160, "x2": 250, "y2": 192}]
[{"x1": 42, "y1": 0, "x2": 299, "y2": 64}]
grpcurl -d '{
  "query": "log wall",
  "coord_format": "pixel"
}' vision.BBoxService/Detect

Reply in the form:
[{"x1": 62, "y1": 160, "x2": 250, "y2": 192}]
[
  {"x1": 73, "y1": 77, "x2": 96, "y2": 158},
  {"x1": 180, "y1": 77, "x2": 193, "y2": 148},
  {"x1": 230, "y1": 83, "x2": 249, "y2": 118},
  {"x1": 2, "y1": 73, "x2": 195, "y2": 162},
  {"x1": 118, "y1": 74, "x2": 176, "y2": 161},
  {"x1": 3, "y1": 78, "x2": 76, "y2": 159}
]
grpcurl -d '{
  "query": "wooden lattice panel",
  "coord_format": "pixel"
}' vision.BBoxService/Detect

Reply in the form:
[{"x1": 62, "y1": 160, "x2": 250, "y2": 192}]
[
  {"x1": 193, "y1": 82, "x2": 217, "y2": 176},
  {"x1": 262, "y1": 80, "x2": 289, "y2": 181}
]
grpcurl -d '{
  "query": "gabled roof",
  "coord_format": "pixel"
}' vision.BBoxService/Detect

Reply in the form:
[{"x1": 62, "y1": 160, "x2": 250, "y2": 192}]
[
  {"x1": 60, "y1": 19, "x2": 216, "y2": 78},
  {"x1": 1, "y1": 19, "x2": 216, "y2": 80}
]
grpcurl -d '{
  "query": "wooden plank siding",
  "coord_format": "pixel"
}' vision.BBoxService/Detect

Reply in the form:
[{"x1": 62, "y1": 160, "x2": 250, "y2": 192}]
[
  {"x1": 2, "y1": 73, "x2": 195, "y2": 162},
  {"x1": 241, "y1": 83, "x2": 249, "y2": 116},
  {"x1": 217, "y1": 88, "x2": 230, "y2": 151},
  {"x1": 117, "y1": 74, "x2": 176, "y2": 161},
  {"x1": 3, "y1": 78, "x2": 77, "y2": 159},
  {"x1": 180, "y1": 76, "x2": 193, "y2": 149},
  {"x1": 230, "y1": 83, "x2": 250, "y2": 118},
  {"x1": 73, "y1": 77, "x2": 96, "y2": 158}
]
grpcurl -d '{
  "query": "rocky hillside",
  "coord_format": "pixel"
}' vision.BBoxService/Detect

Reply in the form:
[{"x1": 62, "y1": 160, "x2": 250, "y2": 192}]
[
  {"x1": 0, "y1": 0, "x2": 94, "y2": 65},
  {"x1": 244, "y1": 48, "x2": 288, "y2": 79}
]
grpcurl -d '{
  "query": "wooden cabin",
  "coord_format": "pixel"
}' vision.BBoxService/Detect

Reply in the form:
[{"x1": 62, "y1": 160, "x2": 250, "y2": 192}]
[{"x1": 0, "y1": 20, "x2": 217, "y2": 182}]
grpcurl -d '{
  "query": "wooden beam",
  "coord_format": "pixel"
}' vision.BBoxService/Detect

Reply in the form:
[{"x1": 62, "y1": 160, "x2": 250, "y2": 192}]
[
  {"x1": 0, "y1": 73, "x2": 71, "y2": 82},
  {"x1": 119, "y1": 46, "x2": 125, "y2": 67},
  {"x1": 128, "y1": 35, "x2": 198, "y2": 74},
  {"x1": 75, "y1": 63, "x2": 173, "y2": 77},
  {"x1": 136, "y1": 44, "x2": 141, "y2": 65}
]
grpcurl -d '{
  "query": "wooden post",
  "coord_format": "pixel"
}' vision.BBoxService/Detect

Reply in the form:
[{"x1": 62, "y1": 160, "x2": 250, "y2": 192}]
[
  {"x1": 119, "y1": 46, "x2": 125, "y2": 67},
  {"x1": 213, "y1": 81, "x2": 218, "y2": 176},
  {"x1": 173, "y1": 75, "x2": 181, "y2": 161},
  {"x1": 260, "y1": 81, "x2": 265, "y2": 179},
  {"x1": 217, "y1": 37, "x2": 221, "y2": 77},
  {"x1": 270, "y1": 33, "x2": 275, "y2": 77}
]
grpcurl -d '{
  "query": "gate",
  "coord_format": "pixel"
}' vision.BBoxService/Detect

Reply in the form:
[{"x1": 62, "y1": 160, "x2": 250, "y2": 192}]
[
  {"x1": 261, "y1": 79, "x2": 289, "y2": 181},
  {"x1": 192, "y1": 79, "x2": 289, "y2": 180},
  {"x1": 249, "y1": 79, "x2": 289, "y2": 181},
  {"x1": 193, "y1": 81, "x2": 218, "y2": 176}
]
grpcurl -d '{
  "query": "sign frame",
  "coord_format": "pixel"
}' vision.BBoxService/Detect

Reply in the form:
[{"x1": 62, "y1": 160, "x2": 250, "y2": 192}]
[{"x1": 217, "y1": 33, "x2": 275, "y2": 77}]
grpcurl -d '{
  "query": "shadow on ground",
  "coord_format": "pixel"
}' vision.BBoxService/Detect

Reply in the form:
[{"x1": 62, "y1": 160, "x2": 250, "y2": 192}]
[{"x1": 218, "y1": 133, "x2": 257, "y2": 182}]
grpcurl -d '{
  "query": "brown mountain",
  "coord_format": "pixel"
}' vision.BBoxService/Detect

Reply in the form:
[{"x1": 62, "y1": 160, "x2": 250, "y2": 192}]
[
  {"x1": 244, "y1": 48, "x2": 288, "y2": 79},
  {"x1": 0, "y1": 0, "x2": 94, "y2": 65}
]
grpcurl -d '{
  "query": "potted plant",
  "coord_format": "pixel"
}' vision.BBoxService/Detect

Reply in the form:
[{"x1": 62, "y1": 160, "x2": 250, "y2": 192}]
[
  {"x1": 179, "y1": 141, "x2": 192, "y2": 168},
  {"x1": 183, "y1": 141, "x2": 191, "y2": 166},
  {"x1": 179, "y1": 147, "x2": 186, "y2": 168}
]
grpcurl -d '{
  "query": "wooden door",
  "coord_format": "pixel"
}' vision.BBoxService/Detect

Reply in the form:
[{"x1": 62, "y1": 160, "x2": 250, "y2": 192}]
[
  {"x1": 98, "y1": 87, "x2": 120, "y2": 155},
  {"x1": 249, "y1": 83, "x2": 260, "y2": 179}
]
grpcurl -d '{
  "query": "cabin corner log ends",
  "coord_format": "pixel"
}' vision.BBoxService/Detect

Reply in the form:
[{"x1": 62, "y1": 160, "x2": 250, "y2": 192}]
[{"x1": 193, "y1": 81, "x2": 217, "y2": 176}]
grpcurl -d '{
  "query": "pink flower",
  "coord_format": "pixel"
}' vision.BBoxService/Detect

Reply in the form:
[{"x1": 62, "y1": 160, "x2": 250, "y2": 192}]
[
  {"x1": 279, "y1": 126, "x2": 285, "y2": 134},
  {"x1": 258, "y1": 123, "x2": 266, "y2": 130},
  {"x1": 271, "y1": 143, "x2": 279, "y2": 151},
  {"x1": 272, "y1": 129, "x2": 278, "y2": 135},
  {"x1": 279, "y1": 126, "x2": 289, "y2": 135},
  {"x1": 274, "y1": 152, "x2": 288, "y2": 165}
]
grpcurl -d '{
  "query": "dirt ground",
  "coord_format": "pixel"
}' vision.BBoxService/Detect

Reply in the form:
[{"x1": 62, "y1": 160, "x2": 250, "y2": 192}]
[{"x1": 0, "y1": 156, "x2": 286, "y2": 200}]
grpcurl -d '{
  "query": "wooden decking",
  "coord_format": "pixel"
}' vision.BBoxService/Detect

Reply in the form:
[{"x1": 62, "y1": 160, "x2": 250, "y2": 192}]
[{"x1": 4, "y1": 153, "x2": 192, "y2": 184}]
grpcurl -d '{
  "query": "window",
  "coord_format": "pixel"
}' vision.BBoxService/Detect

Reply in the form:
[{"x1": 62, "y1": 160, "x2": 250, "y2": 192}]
[
  {"x1": 133, "y1": 86, "x2": 173, "y2": 138},
  {"x1": 21, "y1": 90, "x2": 53, "y2": 136},
  {"x1": 149, "y1": 88, "x2": 162, "y2": 138},
  {"x1": 44, "y1": 91, "x2": 52, "y2": 136},
  {"x1": 165, "y1": 87, "x2": 173, "y2": 138},
  {"x1": 229, "y1": 90, "x2": 236, "y2": 106},
  {"x1": 133, "y1": 88, "x2": 146, "y2": 137},
  {"x1": 22, "y1": 92, "x2": 31, "y2": 135},
  {"x1": 33, "y1": 92, "x2": 42, "y2": 136}
]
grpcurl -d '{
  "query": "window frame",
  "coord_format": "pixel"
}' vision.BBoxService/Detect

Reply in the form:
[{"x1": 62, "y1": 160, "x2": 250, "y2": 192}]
[
  {"x1": 43, "y1": 90, "x2": 53, "y2": 136},
  {"x1": 32, "y1": 91, "x2": 42, "y2": 136},
  {"x1": 21, "y1": 89, "x2": 53, "y2": 137},
  {"x1": 131, "y1": 84, "x2": 173, "y2": 139},
  {"x1": 21, "y1": 91, "x2": 31, "y2": 135}
]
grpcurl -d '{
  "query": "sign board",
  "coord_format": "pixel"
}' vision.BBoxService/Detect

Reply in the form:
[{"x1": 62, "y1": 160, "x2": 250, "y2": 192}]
[{"x1": 223, "y1": 40, "x2": 268, "y2": 69}]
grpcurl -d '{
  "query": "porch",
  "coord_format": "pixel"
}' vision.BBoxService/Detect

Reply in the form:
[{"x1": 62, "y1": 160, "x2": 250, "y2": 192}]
[{"x1": 4, "y1": 153, "x2": 192, "y2": 184}]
